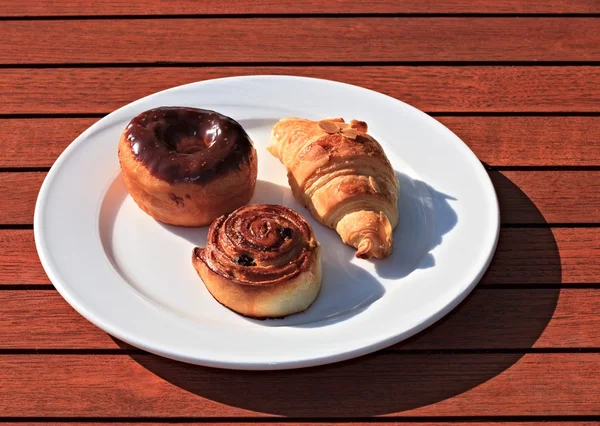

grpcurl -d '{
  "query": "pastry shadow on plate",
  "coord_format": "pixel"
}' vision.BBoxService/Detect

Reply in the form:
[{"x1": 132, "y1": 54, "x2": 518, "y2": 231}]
[
  {"x1": 247, "y1": 251, "x2": 387, "y2": 329},
  {"x1": 160, "y1": 179, "x2": 386, "y2": 328},
  {"x1": 157, "y1": 174, "x2": 457, "y2": 328},
  {"x1": 287, "y1": 171, "x2": 458, "y2": 328},
  {"x1": 373, "y1": 171, "x2": 458, "y2": 280},
  {"x1": 115, "y1": 171, "x2": 560, "y2": 416},
  {"x1": 150, "y1": 169, "x2": 457, "y2": 282},
  {"x1": 102, "y1": 171, "x2": 458, "y2": 329},
  {"x1": 237, "y1": 117, "x2": 279, "y2": 130}
]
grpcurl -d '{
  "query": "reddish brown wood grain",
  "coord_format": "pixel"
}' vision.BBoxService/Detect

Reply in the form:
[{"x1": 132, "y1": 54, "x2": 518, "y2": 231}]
[
  {"x1": 397, "y1": 288, "x2": 600, "y2": 350},
  {"x1": 1, "y1": 289, "x2": 598, "y2": 349},
  {"x1": 0, "y1": 2, "x2": 598, "y2": 422},
  {"x1": 1, "y1": 0, "x2": 598, "y2": 15},
  {"x1": 0, "y1": 173, "x2": 45, "y2": 224},
  {"x1": 2, "y1": 118, "x2": 99, "y2": 167},
  {"x1": 492, "y1": 171, "x2": 600, "y2": 224},
  {"x1": 0, "y1": 291, "x2": 118, "y2": 349},
  {"x1": 3, "y1": 18, "x2": 599, "y2": 64},
  {"x1": 436, "y1": 116, "x2": 600, "y2": 166},
  {"x1": 0, "y1": 230, "x2": 45, "y2": 284},
  {"x1": 3, "y1": 67, "x2": 599, "y2": 114},
  {"x1": 3, "y1": 117, "x2": 600, "y2": 167},
  {"x1": 0, "y1": 353, "x2": 598, "y2": 416},
  {"x1": 1, "y1": 228, "x2": 598, "y2": 285},
  {"x1": 2, "y1": 171, "x2": 598, "y2": 225},
  {"x1": 483, "y1": 228, "x2": 600, "y2": 285}
]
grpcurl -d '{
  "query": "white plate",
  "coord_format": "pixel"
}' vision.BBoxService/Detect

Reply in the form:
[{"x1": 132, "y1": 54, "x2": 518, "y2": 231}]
[{"x1": 35, "y1": 75, "x2": 499, "y2": 370}]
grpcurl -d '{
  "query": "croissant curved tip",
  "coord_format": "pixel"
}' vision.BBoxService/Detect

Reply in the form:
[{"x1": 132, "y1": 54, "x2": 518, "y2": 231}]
[
  {"x1": 354, "y1": 212, "x2": 394, "y2": 259},
  {"x1": 355, "y1": 238, "x2": 392, "y2": 259},
  {"x1": 356, "y1": 239, "x2": 373, "y2": 258}
]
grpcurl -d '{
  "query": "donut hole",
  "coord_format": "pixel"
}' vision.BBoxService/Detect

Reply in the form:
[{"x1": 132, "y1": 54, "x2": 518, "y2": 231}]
[{"x1": 156, "y1": 121, "x2": 211, "y2": 155}]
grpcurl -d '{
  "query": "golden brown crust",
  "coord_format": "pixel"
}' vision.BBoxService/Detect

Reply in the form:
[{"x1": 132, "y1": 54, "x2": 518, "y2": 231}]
[
  {"x1": 268, "y1": 117, "x2": 398, "y2": 259},
  {"x1": 192, "y1": 204, "x2": 322, "y2": 318},
  {"x1": 118, "y1": 127, "x2": 257, "y2": 227}
]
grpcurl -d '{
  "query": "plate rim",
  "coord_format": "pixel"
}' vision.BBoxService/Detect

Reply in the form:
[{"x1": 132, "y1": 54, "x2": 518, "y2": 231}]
[{"x1": 34, "y1": 74, "x2": 500, "y2": 370}]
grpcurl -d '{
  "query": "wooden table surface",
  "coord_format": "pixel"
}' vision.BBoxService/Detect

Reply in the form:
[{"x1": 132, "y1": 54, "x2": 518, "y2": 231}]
[{"x1": 2, "y1": 0, "x2": 600, "y2": 423}]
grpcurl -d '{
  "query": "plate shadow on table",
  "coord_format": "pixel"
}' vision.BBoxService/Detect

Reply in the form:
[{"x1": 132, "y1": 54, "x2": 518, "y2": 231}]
[{"x1": 119, "y1": 172, "x2": 559, "y2": 416}]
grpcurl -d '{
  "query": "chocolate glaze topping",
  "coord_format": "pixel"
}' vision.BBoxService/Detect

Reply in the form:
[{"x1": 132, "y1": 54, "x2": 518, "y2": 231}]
[{"x1": 124, "y1": 107, "x2": 253, "y2": 183}]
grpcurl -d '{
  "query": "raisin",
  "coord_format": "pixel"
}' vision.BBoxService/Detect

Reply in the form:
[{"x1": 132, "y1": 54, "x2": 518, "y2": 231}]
[
  {"x1": 279, "y1": 227, "x2": 293, "y2": 240},
  {"x1": 235, "y1": 254, "x2": 256, "y2": 266}
]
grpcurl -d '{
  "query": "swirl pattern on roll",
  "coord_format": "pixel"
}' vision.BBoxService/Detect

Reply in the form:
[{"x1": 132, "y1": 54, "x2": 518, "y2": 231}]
[{"x1": 196, "y1": 204, "x2": 318, "y2": 286}]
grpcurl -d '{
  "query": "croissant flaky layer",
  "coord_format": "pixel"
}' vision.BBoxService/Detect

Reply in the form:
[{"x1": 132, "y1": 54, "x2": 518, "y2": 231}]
[{"x1": 268, "y1": 117, "x2": 399, "y2": 259}]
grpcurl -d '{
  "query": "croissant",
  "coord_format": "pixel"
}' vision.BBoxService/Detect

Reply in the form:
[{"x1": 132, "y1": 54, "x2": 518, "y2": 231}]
[{"x1": 268, "y1": 117, "x2": 399, "y2": 259}]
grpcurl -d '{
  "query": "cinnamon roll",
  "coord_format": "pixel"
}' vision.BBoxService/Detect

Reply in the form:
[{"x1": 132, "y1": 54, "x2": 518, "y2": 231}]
[
  {"x1": 118, "y1": 107, "x2": 257, "y2": 226},
  {"x1": 192, "y1": 204, "x2": 322, "y2": 319}
]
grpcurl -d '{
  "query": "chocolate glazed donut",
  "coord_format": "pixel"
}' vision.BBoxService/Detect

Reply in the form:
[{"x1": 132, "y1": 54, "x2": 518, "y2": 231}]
[
  {"x1": 192, "y1": 204, "x2": 322, "y2": 319},
  {"x1": 118, "y1": 107, "x2": 257, "y2": 226}
]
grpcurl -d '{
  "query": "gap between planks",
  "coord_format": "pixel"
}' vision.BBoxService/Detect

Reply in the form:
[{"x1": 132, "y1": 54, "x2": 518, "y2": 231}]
[
  {"x1": 2, "y1": 0, "x2": 600, "y2": 17},
  {"x1": 0, "y1": 417, "x2": 599, "y2": 423},
  {"x1": 2, "y1": 61, "x2": 600, "y2": 68}
]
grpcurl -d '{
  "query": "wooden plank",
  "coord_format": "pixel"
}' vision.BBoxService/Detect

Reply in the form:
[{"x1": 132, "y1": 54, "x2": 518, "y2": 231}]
[
  {"x1": 492, "y1": 171, "x2": 600, "y2": 224},
  {"x1": 0, "y1": 353, "x2": 598, "y2": 416},
  {"x1": 0, "y1": 230, "x2": 48, "y2": 284},
  {"x1": 2, "y1": 171, "x2": 598, "y2": 225},
  {"x1": 4, "y1": 117, "x2": 600, "y2": 168},
  {"x1": 3, "y1": 67, "x2": 599, "y2": 114},
  {"x1": 0, "y1": 290, "x2": 118, "y2": 349},
  {"x1": 2, "y1": 228, "x2": 599, "y2": 285},
  {"x1": 1, "y1": 118, "x2": 99, "y2": 168},
  {"x1": 436, "y1": 116, "x2": 600, "y2": 167},
  {"x1": 0, "y1": 173, "x2": 45, "y2": 224},
  {"x1": 3, "y1": 18, "x2": 599, "y2": 64},
  {"x1": 399, "y1": 288, "x2": 600, "y2": 350},
  {"x1": 482, "y1": 228, "x2": 600, "y2": 285},
  {"x1": 1, "y1": 289, "x2": 598, "y2": 350},
  {"x1": 1, "y1": 0, "x2": 598, "y2": 16}
]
